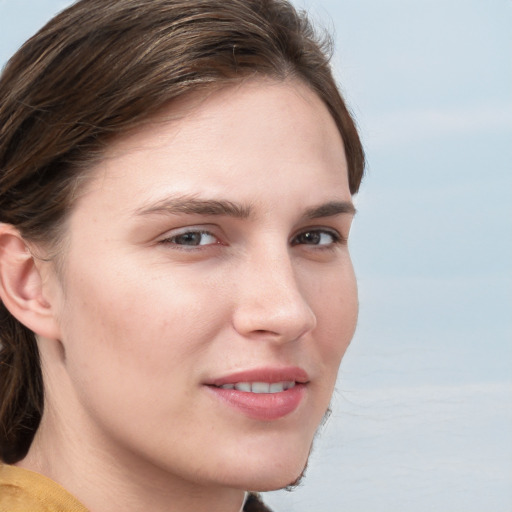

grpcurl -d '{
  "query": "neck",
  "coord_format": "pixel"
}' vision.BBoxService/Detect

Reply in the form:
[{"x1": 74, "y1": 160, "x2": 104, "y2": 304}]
[
  {"x1": 19, "y1": 400, "x2": 246, "y2": 512},
  {"x1": 19, "y1": 431, "x2": 247, "y2": 512}
]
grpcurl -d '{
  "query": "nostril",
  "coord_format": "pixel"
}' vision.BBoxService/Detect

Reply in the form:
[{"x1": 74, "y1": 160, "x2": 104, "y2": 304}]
[{"x1": 231, "y1": 268, "x2": 316, "y2": 342}]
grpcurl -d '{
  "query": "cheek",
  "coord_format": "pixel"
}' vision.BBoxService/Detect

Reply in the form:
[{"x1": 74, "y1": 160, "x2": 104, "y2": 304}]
[
  {"x1": 57, "y1": 259, "x2": 225, "y2": 404},
  {"x1": 311, "y1": 263, "x2": 358, "y2": 374}
]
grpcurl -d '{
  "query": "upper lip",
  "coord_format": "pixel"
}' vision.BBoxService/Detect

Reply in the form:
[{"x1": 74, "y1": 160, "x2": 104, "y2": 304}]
[{"x1": 205, "y1": 366, "x2": 310, "y2": 387}]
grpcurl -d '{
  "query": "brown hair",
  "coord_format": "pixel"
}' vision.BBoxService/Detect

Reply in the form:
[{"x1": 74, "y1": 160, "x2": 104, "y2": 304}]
[{"x1": 0, "y1": 0, "x2": 364, "y2": 464}]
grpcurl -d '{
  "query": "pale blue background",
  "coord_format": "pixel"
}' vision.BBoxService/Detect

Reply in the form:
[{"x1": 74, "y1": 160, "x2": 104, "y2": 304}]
[{"x1": 1, "y1": 1, "x2": 511, "y2": 511}]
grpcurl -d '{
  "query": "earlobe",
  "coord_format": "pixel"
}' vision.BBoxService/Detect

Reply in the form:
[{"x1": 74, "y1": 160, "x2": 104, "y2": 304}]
[{"x1": 0, "y1": 224, "x2": 61, "y2": 340}]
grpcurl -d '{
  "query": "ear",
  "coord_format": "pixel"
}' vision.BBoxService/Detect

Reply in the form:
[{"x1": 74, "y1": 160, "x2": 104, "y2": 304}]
[{"x1": 0, "y1": 224, "x2": 61, "y2": 340}]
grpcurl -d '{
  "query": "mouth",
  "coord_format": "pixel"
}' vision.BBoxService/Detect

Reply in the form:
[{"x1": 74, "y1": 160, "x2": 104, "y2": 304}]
[
  {"x1": 205, "y1": 367, "x2": 309, "y2": 421},
  {"x1": 215, "y1": 381, "x2": 297, "y2": 393}
]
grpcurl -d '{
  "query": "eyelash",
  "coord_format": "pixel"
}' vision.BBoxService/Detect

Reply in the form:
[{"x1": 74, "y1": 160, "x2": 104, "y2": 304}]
[
  {"x1": 159, "y1": 227, "x2": 344, "y2": 249},
  {"x1": 159, "y1": 230, "x2": 220, "y2": 248},
  {"x1": 290, "y1": 228, "x2": 344, "y2": 248}
]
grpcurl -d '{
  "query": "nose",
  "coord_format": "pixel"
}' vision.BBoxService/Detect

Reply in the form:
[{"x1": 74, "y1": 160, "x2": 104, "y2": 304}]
[{"x1": 231, "y1": 248, "x2": 317, "y2": 343}]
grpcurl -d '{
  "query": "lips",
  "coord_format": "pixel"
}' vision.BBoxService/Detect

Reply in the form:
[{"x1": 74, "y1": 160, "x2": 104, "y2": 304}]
[
  {"x1": 207, "y1": 366, "x2": 309, "y2": 387},
  {"x1": 205, "y1": 367, "x2": 309, "y2": 421},
  {"x1": 218, "y1": 381, "x2": 296, "y2": 393}
]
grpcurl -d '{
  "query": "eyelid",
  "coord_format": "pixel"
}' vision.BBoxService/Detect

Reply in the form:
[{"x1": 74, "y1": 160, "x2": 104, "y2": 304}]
[
  {"x1": 290, "y1": 226, "x2": 346, "y2": 247},
  {"x1": 157, "y1": 225, "x2": 224, "y2": 247}
]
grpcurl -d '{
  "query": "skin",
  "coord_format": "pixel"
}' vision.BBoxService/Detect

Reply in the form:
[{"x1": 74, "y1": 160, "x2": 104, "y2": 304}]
[{"x1": 16, "y1": 79, "x2": 358, "y2": 512}]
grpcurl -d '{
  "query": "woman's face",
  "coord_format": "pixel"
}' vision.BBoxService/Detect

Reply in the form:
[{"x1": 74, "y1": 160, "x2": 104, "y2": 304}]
[{"x1": 44, "y1": 80, "x2": 358, "y2": 491}]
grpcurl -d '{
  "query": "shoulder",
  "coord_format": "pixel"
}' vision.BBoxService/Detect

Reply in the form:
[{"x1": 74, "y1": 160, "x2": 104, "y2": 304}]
[{"x1": 0, "y1": 464, "x2": 88, "y2": 512}]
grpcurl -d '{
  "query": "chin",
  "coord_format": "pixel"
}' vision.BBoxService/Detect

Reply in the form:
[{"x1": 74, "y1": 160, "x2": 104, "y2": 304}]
[
  {"x1": 227, "y1": 441, "x2": 312, "y2": 493},
  {"x1": 250, "y1": 469, "x2": 307, "y2": 493},
  {"x1": 242, "y1": 469, "x2": 306, "y2": 493}
]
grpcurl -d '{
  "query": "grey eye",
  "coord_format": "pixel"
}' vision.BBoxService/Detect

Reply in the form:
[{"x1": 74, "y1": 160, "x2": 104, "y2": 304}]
[
  {"x1": 292, "y1": 230, "x2": 338, "y2": 246},
  {"x1": 168, "y1": 231, "x2": 217, "y2": 246}
]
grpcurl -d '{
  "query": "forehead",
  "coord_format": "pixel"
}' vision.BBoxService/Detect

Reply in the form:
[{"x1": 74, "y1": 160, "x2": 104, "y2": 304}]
[
  {"x1": 104, "y1": 78, "x2": 342, "y2": 155},
  {"x1": 79, "y1": 79, "x2": 350, "y2": 211}
]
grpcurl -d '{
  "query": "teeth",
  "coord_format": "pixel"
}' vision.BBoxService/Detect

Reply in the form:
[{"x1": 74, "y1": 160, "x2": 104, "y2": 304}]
[
  {"x1": 269, "y1": 382, "x2": 284, "y2": 393},
  {"x1": 220, "y1": 381, "x2": 296, "y2": 393},
  {"x1": 234, "y1": 382, "x2": 251, "y2": 392},
  {"x1": 252, "y1": 382, "x2": 270, "y2": 394}
]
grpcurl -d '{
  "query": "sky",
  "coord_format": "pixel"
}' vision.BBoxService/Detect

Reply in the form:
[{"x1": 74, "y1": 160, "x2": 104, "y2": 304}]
[{"x1": 1, "y1": 1, "x2": 511, "y2": 511}]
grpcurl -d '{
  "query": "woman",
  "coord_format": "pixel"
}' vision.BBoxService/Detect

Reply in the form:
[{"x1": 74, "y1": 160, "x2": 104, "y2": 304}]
[{"x1": 0, "y1": 0, "x2": 364, "y2": 511}]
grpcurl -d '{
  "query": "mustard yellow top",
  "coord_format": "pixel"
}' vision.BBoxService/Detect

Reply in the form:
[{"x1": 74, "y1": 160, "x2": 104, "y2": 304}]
[
  {"x1": 0, "y1": 464, "x2": 272, "y2": 512},
  {"x1": 0, "y1": 464, "x2": 88, "y2": 512}
]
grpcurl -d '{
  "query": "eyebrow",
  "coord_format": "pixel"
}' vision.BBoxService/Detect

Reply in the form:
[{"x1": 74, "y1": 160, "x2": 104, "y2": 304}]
[
  {"x1": 303, "y1": 201, "x2": 356, "y2": 219},
  {"x1": 136, "y1": 196, "x2": 252, "y2": 218},
  {"x1": 135, "y1": 196, "x2": 355, "y2": 219}
]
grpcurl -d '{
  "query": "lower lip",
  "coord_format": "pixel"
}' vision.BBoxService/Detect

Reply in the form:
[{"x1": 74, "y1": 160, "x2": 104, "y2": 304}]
[{"x1": 206, "y1": 384, "x2": 306, "y2": 421}]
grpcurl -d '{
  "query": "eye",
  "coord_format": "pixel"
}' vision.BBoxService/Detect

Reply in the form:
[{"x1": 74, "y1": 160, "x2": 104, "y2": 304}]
[
  {"x1": 160, "y1": 230, "x2": 219, "y2": 247},
  {"x1": 291, "y1": 229, "x2": 342, "y2": 247}
]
